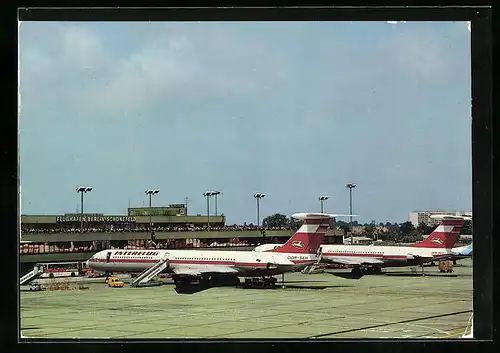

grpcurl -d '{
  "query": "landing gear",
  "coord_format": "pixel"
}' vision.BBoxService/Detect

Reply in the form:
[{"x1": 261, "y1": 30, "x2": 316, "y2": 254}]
[
  {"x1": 172, "y1": 275, "x2": 193, "y2": 286},
  {"x1": 212, "y1": 275, "x2": 240, "y2": 286},
  {"x1": 200, "y1": 275, "x2": 211, "y2": 287},
  {"x1": 173, "y1": 274, "x2": 240, "y2": 288},
  {"x1": 242, "y1": 276, "x2": 277, "y2": 289},
  {"x1": 350, "y1": 267, "x2": 382, "y2": 275}
]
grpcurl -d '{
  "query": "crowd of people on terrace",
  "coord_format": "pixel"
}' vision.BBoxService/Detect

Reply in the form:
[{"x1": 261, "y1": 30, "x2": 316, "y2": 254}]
[
  {"x1": 20, "y1": 237, "x2": 261, "y2": 255},
  {"x1": 21, "y1": 224, "x2": 290, "y2": 234}
]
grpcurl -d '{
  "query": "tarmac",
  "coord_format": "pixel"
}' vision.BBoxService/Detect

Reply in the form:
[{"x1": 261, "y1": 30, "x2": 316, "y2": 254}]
[{"x1": 20, "y1": 259, "x2": 473, "y2": 339}]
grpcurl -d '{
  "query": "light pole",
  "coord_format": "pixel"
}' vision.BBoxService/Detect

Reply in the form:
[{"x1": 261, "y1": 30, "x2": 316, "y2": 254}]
[
  {"x1": 318, "y1": 195, "x2": 329, "y2": 213},
  {"x1": 76, "y1": 186, "x2": 92, "y2": 233},
  {"x1": 211, "y1": 191, "x2": 221, "y2": 216},
  {"x1": 203, "y1": 191, "x2": 212, "y2": 230},
  {"x1": 253, "y1": 193, "x2": 266, "y2": 227},
  {"x1": 145, "y1": 189, "x2": 160, "y2": 239},
  {"x1": 345, "y1": 183, "x2": 357, "y2": 244}
]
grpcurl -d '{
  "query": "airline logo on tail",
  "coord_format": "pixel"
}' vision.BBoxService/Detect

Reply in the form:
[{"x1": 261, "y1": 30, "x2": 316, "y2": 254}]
[
  {"x1": 269, "y1": 213, "x2": 357, "y2": 254},
  {"x1": 411, "y1": 217, "x2": 466, "y2": 249},
  {"x1": 291, "y1": 240, "x2": 305, "y2": 249},
  {"x1": 269, "y1": 213, "x2": 333, "y2": 254},
  {"x1": 431, "y1": 238, "x2": 444, "y2": 245}
]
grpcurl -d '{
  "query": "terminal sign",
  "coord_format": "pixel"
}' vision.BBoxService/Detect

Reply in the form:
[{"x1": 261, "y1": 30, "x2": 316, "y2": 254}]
[{"x1": 56, "y1": 215, "x2": 136, "y2": 223}]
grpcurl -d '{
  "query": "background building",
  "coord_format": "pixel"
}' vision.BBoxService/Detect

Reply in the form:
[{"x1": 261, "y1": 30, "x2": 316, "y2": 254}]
[{"x1": 408, "y1": 210, "x2": 472, "y2": 227}]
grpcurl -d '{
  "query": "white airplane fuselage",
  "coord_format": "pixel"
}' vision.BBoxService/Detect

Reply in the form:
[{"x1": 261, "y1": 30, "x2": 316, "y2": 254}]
[
  {"x1": 321, "y1": 244, "x2": 453, "y2": 267},
  {"x1": 87, "y1": 248, "x2": 316, "y2": 277},
  {"x1": 255, "y1": 244, "x2": 453, "y2": 267}
]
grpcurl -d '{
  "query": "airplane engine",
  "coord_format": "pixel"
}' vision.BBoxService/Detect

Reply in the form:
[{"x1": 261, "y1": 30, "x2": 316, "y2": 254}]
[
  {"x1": 266, "y1": 263, "x2": 278, "y2": 270},
  {"x1": 406, "y1": 254, "x2": 416, "y2": 260}
]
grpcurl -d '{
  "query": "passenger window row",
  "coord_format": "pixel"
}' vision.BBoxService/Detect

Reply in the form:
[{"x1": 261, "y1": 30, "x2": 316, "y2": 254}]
[{"x1": 176, "y1": 257, "x2": 235, "y2": 261}]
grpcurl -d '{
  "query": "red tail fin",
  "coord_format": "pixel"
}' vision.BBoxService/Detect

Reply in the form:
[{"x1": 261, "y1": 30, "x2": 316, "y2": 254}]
[
  {"x1": 411, "y1": 219, "x2": 464, "y2": 249},
  {"x1": 269, "y1": 214, "x2": 331, "y2": 254}
]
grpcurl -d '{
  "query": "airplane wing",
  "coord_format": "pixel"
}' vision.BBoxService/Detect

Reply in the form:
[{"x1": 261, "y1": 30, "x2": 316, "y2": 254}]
[
  {"x1": 325, "y1": 256, "x2": 384, "y2": 266},
  {"x1": 172, "y1": 265, "x2": 239, "y2": 276},
  {"x1": 406, "y1": 253, "x2": 433, "y2": 260},
  {"x1": 236, "y1": 258, "x2": 297, "y2": 270}
]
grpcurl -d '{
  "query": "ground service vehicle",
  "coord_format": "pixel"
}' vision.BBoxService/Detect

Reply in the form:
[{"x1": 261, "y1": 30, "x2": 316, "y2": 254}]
[
  {"x1": 38, "y1": 262, "x2": 85, "y2": 278},
  {"x1": 106, "y1": 277, "x2": 124, "y2": 287},
  {"x1": 439, "y1": 260, "x2": 453, "y2": 273}
]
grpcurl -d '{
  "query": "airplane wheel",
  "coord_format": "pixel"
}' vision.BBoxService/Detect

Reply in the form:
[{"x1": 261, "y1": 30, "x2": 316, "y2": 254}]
[
  {"x1": 374, "y1": 267, "x2": 382, "y2": 274},
  {"x1": 232, "y1": 276, "x2": 241, "y2": 286}
]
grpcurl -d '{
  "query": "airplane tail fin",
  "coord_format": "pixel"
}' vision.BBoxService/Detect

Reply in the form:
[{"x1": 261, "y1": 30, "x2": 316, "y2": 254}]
[
  {"x1": 269, "y1": 213, "x2": 333, "y2": 255},
  {"x1": 411, "y1": 218, "x2": 465, "y2": 249}
]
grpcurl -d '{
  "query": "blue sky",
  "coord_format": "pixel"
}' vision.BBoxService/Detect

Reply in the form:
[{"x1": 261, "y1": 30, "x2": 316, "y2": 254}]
[{"x1": 19, "y1": 21, "x2": 472, "y2": 224}]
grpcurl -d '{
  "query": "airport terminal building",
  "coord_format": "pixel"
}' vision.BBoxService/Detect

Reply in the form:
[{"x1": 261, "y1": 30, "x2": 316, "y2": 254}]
[
  {"x1": 21, "y1": 204, "x2": 225, "y2": 233},
  {"x1": 20, "y1": 204, "x2": 344, "y2": 265}
]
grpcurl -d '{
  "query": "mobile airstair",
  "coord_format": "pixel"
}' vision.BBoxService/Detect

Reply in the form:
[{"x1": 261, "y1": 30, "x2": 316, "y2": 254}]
[
  {"x1": 302, "y1": 248, "x2": 324, "y2": 274},
  {"x1": 20, "y1": 265, "x2": 44, "y2": 285},
  {"x1": 129, "y1": 255, "x2": 169, "y2": 287}
]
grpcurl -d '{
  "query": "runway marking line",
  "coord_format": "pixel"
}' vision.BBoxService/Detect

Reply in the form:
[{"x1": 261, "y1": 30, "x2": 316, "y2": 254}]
[{"x1": 308, "y1": 310, "x2": 472, "y2": 338}]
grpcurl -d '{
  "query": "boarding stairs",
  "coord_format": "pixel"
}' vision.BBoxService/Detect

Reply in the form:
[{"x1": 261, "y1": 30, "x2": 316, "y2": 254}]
[
  {"x1": 20, "y1": 265, "x2": 44, "y2": 285},
  {"x1": 302, "y1": 248, "x2": 324, "y2": 274},
  {"x1": 129, "y1": 255, "x2": 169, "y2": 287}
]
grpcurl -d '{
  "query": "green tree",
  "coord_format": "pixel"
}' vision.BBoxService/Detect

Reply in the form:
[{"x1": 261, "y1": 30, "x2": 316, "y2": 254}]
[
  {"x1": 417, "y1": 222, "x2": 435, "y2": 236},
  {"x1": 461, "y1": 220, "x2": 472, "y2": 235},
  {"x1": 364, "y1": 223, "x2": 376, "y2": 235},
  {"x1": 399, "y1": 221, "x2": 415, "y2": 236},
  {"x1": 336, "y1": 220, "x2": 348, "y2": 228},
  {"x1": 289, "y1": 217, "x2": 304, "y2": 230},
  {"x1": 262, "y1": 213, "x2": 288, "y2": 228}
]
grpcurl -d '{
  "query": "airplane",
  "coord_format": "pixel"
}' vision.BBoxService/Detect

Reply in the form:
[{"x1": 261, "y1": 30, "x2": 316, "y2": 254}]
[
  {"x1": 86, "y1": 212, "x2": 362, "y2": 289},
  {"x1": 254, "y1": 215, "x2": 470, "y2": 275},
  {"x1": 441, "y1": 243, "x2": 473, "y2": 263},
  {"x1": 452, "y1": 243, "x2": 473, "y2": 257}
]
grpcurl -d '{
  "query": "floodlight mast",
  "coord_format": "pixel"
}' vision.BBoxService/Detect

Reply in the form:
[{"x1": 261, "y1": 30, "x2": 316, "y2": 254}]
[
  {"x1": 345, "y1": 183, "x2": 357, "y2": 244},
  {"x1": 318, "y1": 195, "x2": 329, "y2": 213},
  {"x1": 203, "y1": 191, "x2": 212, "y2": 230},
  {"x1": 76, "y1": 186, "x2": 93, "y2": 233},
  {"x1": 211, "y1": 191, "x2": 221, "y2": 216},
  {"x1": 145, "y1": 189, "x2": 160, "y2": 239},
  {"x1": 253, "y1": 193, "x2": 266, "y2": 227}
]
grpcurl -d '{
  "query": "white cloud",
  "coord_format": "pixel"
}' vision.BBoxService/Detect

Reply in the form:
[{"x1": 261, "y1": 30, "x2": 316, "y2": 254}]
[
  {"x1": 379, "y1": 27, "x2": 457, "y2": 82},
  {"x1": 19, "y1": 23, "x2": 292, "y2": 121},
  {"x1": 61, "y1": 25, "x2": 105, "y2": 70}
]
